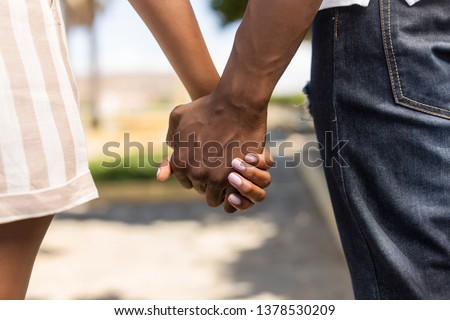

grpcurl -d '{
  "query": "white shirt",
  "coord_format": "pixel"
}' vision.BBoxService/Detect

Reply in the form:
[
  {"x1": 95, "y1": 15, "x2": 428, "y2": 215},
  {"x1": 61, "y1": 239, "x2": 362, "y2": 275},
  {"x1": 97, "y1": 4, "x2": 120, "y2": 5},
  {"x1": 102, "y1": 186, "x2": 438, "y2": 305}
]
[{"x1": 320, "y1": 0, "x2": 421, "y2": 10}]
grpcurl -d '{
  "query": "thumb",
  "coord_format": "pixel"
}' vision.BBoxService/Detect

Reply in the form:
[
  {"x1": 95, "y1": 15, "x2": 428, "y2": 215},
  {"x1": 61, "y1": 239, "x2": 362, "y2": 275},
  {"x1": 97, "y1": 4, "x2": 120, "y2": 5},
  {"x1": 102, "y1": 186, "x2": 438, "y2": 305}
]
[
  {"x1": 157, "y1": 155, "x2": 173, "y2": 181},
  {"x1": 244, "y1": 148, "x2": 274, "y2": 170}
]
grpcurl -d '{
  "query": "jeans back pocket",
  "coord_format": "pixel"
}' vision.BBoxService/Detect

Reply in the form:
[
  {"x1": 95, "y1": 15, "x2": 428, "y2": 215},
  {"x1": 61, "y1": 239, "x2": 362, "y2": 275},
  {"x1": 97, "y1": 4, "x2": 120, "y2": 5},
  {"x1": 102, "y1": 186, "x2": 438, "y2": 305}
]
[{"x1": 380, "y1": 0, "x2": 450, "y2": 120}]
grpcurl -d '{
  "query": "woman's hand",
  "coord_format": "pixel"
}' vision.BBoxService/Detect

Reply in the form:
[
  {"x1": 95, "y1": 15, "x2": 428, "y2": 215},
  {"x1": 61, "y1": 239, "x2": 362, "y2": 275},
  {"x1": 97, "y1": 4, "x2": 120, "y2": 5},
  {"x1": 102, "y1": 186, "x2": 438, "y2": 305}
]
[
  {"x1": 226, "y1": 152, "x2": 273, "y2": 212},
  {"x1": 157, "y1": 151, "x2": 273, "y2": 213}
]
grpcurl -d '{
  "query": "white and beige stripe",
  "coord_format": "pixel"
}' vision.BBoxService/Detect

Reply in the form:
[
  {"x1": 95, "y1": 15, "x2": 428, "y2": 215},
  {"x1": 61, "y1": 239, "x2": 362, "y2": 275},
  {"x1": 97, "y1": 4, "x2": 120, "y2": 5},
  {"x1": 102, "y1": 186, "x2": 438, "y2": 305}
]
[{"x1": 0, "y1": 0, "x2": 97, "y2": 223}]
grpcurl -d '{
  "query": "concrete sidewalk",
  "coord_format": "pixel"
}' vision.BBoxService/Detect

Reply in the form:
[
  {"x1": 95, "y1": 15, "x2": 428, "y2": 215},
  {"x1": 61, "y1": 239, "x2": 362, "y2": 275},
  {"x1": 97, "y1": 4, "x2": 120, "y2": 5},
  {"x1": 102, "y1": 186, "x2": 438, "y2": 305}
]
[{"x1": 28, "y1": 147, "x2": 352, "y2": 299}]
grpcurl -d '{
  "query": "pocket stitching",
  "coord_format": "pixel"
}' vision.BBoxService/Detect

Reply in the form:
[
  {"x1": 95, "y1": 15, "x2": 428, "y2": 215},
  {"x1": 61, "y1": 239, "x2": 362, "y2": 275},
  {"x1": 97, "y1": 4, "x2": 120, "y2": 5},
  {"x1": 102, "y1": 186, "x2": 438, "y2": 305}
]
[
  {"x1": 381, "y1": 0, "x2": 450, "y2": 118},
  {"x1": 381, "y1": 0, "x2": 400, "y2": 101},
  {"x1": 334, "y1": 9, "x2": 340, "y2": 40}
]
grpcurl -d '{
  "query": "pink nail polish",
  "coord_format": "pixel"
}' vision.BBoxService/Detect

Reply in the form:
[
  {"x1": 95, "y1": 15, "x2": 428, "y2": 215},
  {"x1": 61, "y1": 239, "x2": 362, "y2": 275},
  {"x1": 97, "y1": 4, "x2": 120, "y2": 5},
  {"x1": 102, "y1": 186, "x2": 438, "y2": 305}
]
[
  {"x1": 228, "y1": 172, "x2": 242, "y2": 186},
  {"x1": 228, "y1": 194, "x2": 242, "y2": 206},
  {"x1": 232, "y1": 158, "x2": 246, "y2": 171},
  {"x1": 245, "y1": 154, "x2": 257, "y2": 164}
]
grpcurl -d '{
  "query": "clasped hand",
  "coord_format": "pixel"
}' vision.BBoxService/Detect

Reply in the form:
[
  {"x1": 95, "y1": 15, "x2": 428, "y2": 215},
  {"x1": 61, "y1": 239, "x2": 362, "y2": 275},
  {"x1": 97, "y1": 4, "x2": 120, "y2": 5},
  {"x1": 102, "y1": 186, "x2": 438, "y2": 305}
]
[{"x1": 160, "y1": 92, "x2": 272, "y2": 213}]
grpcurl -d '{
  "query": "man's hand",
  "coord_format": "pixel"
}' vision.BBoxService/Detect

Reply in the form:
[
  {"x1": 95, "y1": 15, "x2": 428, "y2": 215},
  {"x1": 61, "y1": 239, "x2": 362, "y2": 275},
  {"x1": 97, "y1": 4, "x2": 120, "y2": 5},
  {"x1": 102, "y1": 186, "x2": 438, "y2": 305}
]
[
  {"x1": 155, "y1": 0, "x2": 322, "y2": 212},
  {"x1": 165, "y1": 90, "x2": 268, "y2": 212}
]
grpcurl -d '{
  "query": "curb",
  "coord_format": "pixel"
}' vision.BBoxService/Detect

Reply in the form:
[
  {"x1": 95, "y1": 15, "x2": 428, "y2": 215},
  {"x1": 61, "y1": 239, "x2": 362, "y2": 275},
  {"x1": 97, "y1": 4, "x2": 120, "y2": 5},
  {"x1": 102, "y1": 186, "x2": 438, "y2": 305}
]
[{"x1": 287, "y1": 134, "x2": 344, "y2": 256}]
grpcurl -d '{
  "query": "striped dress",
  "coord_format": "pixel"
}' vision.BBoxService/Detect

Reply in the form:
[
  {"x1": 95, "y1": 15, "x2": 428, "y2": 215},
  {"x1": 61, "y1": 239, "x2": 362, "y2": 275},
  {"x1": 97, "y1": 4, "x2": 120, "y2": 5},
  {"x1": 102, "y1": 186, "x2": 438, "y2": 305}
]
[{"x1": 0, "y1": 0, "x2": 98, "y2": 223}]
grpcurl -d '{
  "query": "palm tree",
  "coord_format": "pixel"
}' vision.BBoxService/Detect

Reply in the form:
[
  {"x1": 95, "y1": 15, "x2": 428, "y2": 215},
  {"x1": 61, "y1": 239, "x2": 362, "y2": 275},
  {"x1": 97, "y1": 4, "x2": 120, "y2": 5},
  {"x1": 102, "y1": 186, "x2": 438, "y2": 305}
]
[
  {"x1": 61, "y1": 0, "x2": 305, "y2": 128},
  {"x1": 62, "y1": 0, "x2": 107, "y2": 128}
]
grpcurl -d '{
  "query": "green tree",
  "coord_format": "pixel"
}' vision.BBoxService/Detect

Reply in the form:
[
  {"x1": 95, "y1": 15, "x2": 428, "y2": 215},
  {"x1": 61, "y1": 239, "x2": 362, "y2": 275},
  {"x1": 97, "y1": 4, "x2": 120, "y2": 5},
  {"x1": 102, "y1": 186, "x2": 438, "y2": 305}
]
[
  {"x1": 210, "y1": 0, "x2": 312, "y2": 38},
  {"x1": 210, "y1": 0, "x2": 248, "y2": 25}
]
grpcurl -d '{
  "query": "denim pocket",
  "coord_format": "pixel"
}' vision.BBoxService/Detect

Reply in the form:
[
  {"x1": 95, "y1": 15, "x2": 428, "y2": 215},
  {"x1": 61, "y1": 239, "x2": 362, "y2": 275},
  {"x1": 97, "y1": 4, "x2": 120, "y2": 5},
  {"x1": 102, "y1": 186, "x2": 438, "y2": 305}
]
[{"x1": 380, "y1": 0, "x2": 450, "y2": 119}]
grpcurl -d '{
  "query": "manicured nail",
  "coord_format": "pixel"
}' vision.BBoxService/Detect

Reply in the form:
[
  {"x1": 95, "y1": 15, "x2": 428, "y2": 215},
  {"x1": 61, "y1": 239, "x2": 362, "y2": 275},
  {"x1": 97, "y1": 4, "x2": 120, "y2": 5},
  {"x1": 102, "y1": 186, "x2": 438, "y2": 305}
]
[
  {"x1": 228, "y1": 194, "x2": 242, "y2": 206},
  {"x1": 245, "y1": 154, "x2": 257, "y2": 164},
  {"x1": 156, "y1": 168, "x2": 160, "y2": 180},
  {"x1": 232, "y1": 158, "x2": 246, "y2": 171},
  {"x1": 228, "y1": 172, "x2": 242, "y2": 187}
]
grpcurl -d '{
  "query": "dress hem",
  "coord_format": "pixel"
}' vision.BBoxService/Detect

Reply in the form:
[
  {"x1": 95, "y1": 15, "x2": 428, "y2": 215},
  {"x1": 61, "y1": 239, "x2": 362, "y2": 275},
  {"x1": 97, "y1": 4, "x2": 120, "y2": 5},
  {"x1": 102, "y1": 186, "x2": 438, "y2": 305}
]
[{"x1": 0, "y1": 171, "x2": 98, "y2": 224}]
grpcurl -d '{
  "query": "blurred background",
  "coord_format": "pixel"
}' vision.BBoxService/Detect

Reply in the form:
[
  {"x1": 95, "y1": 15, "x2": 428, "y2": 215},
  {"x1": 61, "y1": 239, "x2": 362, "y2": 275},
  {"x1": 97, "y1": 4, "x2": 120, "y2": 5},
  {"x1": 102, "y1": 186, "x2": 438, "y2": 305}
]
[{"x1": 28, "y1": 0, "x2": 353, "y2": 299}]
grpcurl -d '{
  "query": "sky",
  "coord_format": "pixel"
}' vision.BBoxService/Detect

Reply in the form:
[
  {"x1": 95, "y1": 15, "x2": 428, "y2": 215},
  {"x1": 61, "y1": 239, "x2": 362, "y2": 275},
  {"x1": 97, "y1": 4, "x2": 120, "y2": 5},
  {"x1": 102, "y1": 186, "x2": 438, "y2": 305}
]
[{"x1": 68, "y1": 0, "x2": 312, "y2": 95}]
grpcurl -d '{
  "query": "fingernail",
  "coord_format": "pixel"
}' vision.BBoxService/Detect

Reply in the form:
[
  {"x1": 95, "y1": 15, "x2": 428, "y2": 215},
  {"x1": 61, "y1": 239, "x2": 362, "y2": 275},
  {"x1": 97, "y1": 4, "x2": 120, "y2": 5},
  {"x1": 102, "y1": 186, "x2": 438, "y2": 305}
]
[
  {"x1": 232, "y1": 158, "x2": 246, "y2": 171},
  {"x1": 228, "y1": 194, "x2": 242, "y2": 206},
  {"x1": 156, "y1": 168, "x2": 160, "y2": 180},
  {"x1": 245, "y1": 154, "x2": 257, "y2": 164},
  {"x1": 228, "y1": 172, "x2": 242, "y2": 187}
]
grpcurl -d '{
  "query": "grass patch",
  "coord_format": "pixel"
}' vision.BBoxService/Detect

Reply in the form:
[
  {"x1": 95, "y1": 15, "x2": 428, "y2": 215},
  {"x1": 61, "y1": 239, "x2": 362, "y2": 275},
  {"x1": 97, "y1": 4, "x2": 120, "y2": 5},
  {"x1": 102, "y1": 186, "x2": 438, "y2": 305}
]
[
  {"x1": 270, "y1": 94, "x2": 306, "y2": 105},
  {"x1": 89, "y1": 153, "x2": 162, "y2": 183}
]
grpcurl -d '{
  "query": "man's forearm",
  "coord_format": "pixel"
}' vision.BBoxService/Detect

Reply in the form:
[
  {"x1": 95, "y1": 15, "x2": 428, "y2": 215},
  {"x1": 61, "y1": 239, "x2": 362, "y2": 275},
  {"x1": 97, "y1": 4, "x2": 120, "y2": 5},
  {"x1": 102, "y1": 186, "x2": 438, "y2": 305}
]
[
  {"x1": 216, "y1": 0, "x2": 322, "y2": 110},
  {"x1": 129, "y1": 0, "x2": 219, "y2": 100}
]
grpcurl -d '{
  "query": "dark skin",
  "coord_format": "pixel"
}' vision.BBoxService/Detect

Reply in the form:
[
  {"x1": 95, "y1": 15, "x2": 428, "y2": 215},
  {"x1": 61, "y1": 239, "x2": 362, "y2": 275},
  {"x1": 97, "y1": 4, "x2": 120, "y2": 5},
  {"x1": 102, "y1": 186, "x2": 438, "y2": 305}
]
[
  {"x1": 0, "y1": 0, "x2": 283, "y2": 301},
  {"x1": 129, "y1": 0, "x2": 274, "y2": 213},
  {"x1": 166, "y1": 0, "x2": 323, "y2": 211},
  {"x1": 167, "y1": 93, "x2": 269, "y2": 210},
  {"x1": 0, "y1": 215, "x2": 53, "y2": 299},
  {"x1": 0, "y1": 0, "x2": 321, "y2": 301}
]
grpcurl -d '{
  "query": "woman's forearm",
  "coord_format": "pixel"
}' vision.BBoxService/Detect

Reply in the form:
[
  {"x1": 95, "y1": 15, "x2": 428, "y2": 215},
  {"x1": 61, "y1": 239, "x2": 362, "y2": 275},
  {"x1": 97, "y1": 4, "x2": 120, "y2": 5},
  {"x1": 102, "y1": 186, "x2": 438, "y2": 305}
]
[{"x1": 129, "y1": 0, "x2": 219, "y2": 100}]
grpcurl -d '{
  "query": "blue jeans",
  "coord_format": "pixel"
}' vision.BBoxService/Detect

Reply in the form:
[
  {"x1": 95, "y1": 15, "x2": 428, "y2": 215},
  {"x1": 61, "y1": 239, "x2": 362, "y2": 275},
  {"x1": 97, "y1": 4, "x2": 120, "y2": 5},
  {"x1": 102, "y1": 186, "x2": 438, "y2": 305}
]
[{"x1": 309, "y1": 0, "x2": 450, "y2": 299}]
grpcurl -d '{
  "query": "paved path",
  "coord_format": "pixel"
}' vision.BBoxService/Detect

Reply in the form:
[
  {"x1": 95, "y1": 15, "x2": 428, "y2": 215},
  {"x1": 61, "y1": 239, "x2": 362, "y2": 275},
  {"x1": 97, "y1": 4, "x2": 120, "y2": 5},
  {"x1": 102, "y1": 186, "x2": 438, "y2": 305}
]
[{"x1": 28, "y1": 136, "x2": 353, "y2": 300}]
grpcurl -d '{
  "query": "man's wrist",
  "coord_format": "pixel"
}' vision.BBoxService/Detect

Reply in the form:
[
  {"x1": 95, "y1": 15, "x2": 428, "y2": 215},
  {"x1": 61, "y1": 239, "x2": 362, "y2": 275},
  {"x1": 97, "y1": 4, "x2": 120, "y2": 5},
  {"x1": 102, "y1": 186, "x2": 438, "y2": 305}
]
[{"x1": 214, "y1": 54, "x2": 273, "y2": 114}]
